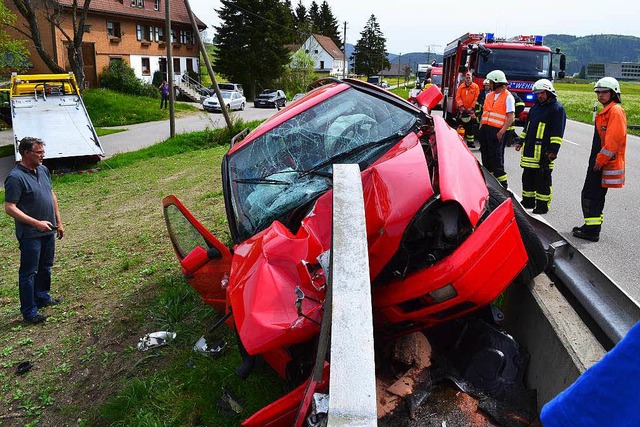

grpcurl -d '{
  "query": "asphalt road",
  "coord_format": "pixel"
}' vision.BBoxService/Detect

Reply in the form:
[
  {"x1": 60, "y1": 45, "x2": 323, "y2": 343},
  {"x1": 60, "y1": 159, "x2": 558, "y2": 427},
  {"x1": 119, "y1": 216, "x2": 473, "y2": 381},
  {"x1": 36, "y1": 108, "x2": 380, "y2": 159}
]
[{"x1": 2, "y1": 105, "x2": 639, "y2": 302}]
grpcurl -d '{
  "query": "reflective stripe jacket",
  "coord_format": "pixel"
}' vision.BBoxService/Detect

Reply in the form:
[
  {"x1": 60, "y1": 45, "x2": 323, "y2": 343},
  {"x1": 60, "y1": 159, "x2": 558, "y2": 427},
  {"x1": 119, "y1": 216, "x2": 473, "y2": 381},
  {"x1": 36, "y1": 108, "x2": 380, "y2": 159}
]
[
  {"x1": 456, "y1": 82, "x2": 480, "y2": 111},
  {"x1": 595, "y1": 102, "x2": 627, "y2": 188},
  {"x1": 481, "y1": 90, "x2": 511, "y2": 129},
  {"x1": 519, "y1": 98, "x2": 566, "y2": 169}
]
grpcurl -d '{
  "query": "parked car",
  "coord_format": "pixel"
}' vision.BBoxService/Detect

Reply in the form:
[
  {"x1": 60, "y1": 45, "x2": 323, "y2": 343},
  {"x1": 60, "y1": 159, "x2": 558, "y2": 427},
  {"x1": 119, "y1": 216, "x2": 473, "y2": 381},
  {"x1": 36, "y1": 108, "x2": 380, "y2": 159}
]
[
  {"x1": 162, "y1": 79, "x2": 546, "y2": 426},
  {"x1": 254, "y1": 89, "x2": 286, "y2": 108},
  {"x1": 291, "y1": 92, "x2": 307, "y2": 103},
  {"x1": 202, "y1": 90, "x2": 246, "y2": 112},
  {"x1": 200, "y1": 82, "x2": 244, "y2": 102}
]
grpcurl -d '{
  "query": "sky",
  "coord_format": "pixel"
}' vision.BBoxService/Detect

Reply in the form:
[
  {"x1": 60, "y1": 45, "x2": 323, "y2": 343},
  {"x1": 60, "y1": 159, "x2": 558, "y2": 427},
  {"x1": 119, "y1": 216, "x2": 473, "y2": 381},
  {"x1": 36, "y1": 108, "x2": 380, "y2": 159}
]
[{"x1": 188, "y1": 0, "x2": 640, "y2": 55}]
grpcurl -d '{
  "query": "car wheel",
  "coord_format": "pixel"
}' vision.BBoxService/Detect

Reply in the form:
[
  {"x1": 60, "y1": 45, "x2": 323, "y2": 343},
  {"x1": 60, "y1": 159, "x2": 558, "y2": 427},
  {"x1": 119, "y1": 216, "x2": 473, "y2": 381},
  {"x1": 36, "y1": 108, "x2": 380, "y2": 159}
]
[
  {"x1": 486, "y1": 185, "x2": 547, "y2": 284},
  {"x1": 241, "y1": 102, "x2": 245, "y2": 111}
]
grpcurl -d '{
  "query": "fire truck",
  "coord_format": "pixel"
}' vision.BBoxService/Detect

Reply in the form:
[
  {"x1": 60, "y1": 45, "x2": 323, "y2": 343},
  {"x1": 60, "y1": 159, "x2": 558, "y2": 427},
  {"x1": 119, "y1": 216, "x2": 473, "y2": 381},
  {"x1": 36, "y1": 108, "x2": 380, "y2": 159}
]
[{"x1": 441, "y1": 33, "x2": 565, "y2": 125}]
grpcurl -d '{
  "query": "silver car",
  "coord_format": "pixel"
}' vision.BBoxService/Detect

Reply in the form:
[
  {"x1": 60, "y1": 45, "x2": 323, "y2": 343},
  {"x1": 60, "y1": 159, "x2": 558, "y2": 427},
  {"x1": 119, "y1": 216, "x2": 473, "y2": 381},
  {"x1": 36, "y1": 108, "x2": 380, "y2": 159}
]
[{"x1": 202, "y1": 91, "x2": 246, "y2": 112}]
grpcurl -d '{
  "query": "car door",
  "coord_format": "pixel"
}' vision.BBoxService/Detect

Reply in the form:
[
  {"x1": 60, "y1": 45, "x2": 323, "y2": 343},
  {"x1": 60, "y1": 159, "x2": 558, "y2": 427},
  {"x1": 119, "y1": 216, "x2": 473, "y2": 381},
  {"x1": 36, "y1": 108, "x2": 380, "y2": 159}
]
[{"x1": 162, "y1": 195, "x2": 232, "y2": 313}]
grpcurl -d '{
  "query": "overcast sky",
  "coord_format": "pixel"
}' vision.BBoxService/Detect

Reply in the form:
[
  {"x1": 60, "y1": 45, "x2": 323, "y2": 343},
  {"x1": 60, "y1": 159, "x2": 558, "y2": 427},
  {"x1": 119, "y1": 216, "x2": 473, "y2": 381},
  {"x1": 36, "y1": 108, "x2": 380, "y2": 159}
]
[{"x1": 188, "y1": 0, "x2": 640, "y2": 55}]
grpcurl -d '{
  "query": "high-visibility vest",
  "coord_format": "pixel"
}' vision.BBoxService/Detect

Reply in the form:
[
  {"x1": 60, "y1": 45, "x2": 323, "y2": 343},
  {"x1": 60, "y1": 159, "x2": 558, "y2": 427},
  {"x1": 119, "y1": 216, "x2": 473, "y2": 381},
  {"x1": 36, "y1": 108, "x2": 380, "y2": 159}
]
[
  {"x1": 595, "y1": 102, "x2": 627, "y2": 188},
  {"x1": 456, "y1": 82, "x2": 480, "y2": 110},
  {"x1": 481, "y1": 90, "x2": 510, "y2": 129}
]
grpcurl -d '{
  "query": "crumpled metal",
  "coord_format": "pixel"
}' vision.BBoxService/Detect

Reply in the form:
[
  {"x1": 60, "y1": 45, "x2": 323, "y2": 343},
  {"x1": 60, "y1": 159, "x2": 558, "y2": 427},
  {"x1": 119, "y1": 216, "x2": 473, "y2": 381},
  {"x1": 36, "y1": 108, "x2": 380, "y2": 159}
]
[
  {"x1": 137, "y1": 331, "x2": 177, "y2": 351},
  {"x1": 193, "y1": 336, "x2": 226, "y2": 357}
]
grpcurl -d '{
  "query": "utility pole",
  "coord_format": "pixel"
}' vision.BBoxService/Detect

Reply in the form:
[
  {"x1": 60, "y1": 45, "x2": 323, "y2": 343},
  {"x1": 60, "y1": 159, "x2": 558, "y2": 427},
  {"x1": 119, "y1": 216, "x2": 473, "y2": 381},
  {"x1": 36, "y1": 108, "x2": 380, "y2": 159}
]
[
  {"x1": 426, "y1": 44, "x2": 441, "y2": 65},
  {"x1": 342, "y1": 21, "x2": 347, "y2": 79},
  {"x1": 165, "y1": 0, "x2": 175, "y2": 137},
  {"x1": 397, "y1": 52, "x2": 401, "y2": 88}
]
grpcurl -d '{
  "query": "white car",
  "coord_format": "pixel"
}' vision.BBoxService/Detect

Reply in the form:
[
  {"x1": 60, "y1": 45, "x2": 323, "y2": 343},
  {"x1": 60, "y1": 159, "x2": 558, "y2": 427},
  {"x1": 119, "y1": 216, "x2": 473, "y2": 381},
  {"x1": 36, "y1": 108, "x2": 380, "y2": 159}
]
[{"x1": 202, "y1": 91, "x2": 246, "y2": 112}]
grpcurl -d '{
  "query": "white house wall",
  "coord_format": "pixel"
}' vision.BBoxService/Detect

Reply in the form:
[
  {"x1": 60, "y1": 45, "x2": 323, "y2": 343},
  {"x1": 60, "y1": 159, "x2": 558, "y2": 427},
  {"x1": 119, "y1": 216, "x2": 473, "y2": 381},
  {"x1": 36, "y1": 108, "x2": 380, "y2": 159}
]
[{"x1": 130, "y1": 54, "x2": 199, "y2": 84}]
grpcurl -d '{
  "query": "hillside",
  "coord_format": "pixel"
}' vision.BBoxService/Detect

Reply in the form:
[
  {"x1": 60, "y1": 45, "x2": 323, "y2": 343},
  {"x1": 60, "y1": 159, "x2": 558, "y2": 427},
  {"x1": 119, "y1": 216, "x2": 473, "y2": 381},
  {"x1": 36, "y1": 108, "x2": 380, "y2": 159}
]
[{"x1": 377, "y1": 34, "x2": 640, "y2": 77}]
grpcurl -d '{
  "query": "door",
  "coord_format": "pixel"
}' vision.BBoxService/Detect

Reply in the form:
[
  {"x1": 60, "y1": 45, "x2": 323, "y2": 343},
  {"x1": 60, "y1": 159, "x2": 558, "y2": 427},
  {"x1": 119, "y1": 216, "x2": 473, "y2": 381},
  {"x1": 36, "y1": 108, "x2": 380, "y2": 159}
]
[
  {"x1": 81, "y1": 43, "x2": 98, "y2": 88},
  {"x1": 162, "y1": 195, "x2": 232, "y2": 313}
]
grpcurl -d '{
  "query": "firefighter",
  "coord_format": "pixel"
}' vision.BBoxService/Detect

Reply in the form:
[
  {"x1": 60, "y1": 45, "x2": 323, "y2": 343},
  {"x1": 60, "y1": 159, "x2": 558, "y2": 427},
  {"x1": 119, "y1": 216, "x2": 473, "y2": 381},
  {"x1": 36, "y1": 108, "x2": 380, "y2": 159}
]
[
  {"x1": 455, "y1": 72, "x2": 480, "y2": 148},
  {"x1": 504, "y1": 92, "x2": 525, "y2": 147},
  {"x1": 477, "y1": 70, "x2": 515, "y2": 188},
  {"x1": 572, "y1": 77, "x2": 627, "y2": 242},
  {"x1": 513, "y1": 79, "x2": 566, "y2": 214}
]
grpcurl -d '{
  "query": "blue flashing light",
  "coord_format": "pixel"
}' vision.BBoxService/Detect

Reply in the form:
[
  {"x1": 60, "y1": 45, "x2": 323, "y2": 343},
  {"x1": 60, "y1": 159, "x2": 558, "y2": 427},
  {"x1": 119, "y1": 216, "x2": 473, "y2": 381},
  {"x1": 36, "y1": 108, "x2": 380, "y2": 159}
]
[
  {"x1": 525, "y1": 94, "x2": 535, "y2": 101},
  {"x1": 534, "y1": 35, "x2": 543, "y2": 45},
  {"x1": 486, "y1": 33, "x2": 495, "y2": 43}
]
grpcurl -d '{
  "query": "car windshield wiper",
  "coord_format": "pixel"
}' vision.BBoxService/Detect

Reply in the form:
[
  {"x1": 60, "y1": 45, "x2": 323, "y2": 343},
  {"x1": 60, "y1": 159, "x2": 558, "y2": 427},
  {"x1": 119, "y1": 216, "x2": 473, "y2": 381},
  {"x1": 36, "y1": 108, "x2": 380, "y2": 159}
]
[
  {"x1": 299, "y1": 131, "x2": 406, "y2": 178},
  {"x1": 233, "y1": 177, "x2": 290, "y2": 185}
]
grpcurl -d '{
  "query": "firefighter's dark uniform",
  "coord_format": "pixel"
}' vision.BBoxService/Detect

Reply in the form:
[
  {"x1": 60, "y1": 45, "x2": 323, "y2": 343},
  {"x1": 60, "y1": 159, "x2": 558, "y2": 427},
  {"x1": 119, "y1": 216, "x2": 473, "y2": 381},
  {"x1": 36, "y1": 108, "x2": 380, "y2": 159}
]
[
  {"x1": 518, "y1": 96, "x2": 566, "y2": 212},
  {"x1": 505, "y1": 93, "x2": 525, "y2": 147},
  {"x1": 576, "y1": 101, "x2": 626, "y2": 239},
  {"x1": 478, "y1": 89, "x2": 513, "y2": 188}
]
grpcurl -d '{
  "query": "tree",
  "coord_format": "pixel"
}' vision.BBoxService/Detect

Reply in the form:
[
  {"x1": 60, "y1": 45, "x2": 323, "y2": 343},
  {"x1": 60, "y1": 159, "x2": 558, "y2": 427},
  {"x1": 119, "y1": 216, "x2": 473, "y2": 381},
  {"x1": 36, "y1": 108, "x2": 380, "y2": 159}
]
[
  {"x1": 308, "y1": 1, "x2": 319, "y2": 31},
  {"x1": 278, "y1": 49, "x2": 315, "y2": 94},
  {"x1": 293, "y1": 0, "x2": 312, "y2": 44},
  {"x1": 0, "y1": 2, "x2": 29, "y2": 73},
  {"x1": 214, "y1": 0, "x2": 292, "y2": 99},
  {"x1": 351, "y1": 14, "x2": 389, "y2": 78},
  {"x1": 317, "y1": 1, "x2": 341, "y2": 49},
  {"x1": 9, "y1": 0, "x2": 92, "y2": 89}
]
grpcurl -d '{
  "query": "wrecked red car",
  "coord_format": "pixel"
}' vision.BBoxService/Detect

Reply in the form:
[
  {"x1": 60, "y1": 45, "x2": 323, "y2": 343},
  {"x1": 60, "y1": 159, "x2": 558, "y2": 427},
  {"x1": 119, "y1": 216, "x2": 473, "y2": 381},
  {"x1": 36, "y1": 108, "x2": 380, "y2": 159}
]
[{"x1": 163, "y1": 78, "x2": 546, "y2": 425}]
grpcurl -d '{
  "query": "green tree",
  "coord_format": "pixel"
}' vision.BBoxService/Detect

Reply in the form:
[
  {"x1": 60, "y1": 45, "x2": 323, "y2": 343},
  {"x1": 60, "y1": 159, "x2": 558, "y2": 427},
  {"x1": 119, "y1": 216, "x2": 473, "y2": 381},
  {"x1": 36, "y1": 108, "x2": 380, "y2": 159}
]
[
  {"x1": 293, "y1": 0, "x2": 312, "y2": 44},
  {"x1": 277, "y1": 49, "x2": 315, "y2": 94},
  {"x1": 351, "y1": 14, "x2": 389, "y2": 78},
  {"x1": 0, "y1": 2, "x2": 29, "y2": 73},
  {"x1": 308, "y1": 1, "x2": 320, "y2": 31},
  {"x1": 214, "y1": 0, "x2": 292, "y2": 99},
  {"x1": 317, "y1": 1, "x2": 341, "y2": 49}
]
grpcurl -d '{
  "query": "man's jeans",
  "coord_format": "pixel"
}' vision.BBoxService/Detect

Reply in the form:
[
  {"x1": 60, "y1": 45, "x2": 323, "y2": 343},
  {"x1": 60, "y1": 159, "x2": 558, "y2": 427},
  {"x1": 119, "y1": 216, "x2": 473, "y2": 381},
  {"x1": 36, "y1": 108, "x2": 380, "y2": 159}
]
[{"x1": 18, "y1": 234, "x2": 55, "y2": 320}]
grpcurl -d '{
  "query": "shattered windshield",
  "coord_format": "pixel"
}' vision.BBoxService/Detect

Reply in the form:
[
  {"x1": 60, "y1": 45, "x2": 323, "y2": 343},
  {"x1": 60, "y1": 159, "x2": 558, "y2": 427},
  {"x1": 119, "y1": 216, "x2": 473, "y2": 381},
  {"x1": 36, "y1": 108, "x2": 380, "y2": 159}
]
[{"x1": 227, "y1": 87, "x2": 417, "y2": 242}]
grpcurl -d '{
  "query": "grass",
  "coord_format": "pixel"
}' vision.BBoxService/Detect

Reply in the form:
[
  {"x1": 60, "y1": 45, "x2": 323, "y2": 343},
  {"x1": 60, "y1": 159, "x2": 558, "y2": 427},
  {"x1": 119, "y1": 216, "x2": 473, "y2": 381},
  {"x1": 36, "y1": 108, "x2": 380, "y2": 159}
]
[
  {"x1": 95, "y1": 127, "x2": 127, "y2": 137},
  {"x1": 0, "y1": 118, "x2": 287, "y2": 425},
  {"x1": 0, "y1": 144, "x2": 13, "y2": 158},
  {"x1": 82, "y1": 89, "x2": 199, "y2": 127}
]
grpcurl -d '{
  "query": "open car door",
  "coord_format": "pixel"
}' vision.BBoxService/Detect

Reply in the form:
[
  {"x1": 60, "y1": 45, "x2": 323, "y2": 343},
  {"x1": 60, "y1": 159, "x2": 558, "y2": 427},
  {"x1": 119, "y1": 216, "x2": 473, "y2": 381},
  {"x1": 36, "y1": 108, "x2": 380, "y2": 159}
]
[{"x1": 162, "y1": 195, "x2": 232, "y2": 313}]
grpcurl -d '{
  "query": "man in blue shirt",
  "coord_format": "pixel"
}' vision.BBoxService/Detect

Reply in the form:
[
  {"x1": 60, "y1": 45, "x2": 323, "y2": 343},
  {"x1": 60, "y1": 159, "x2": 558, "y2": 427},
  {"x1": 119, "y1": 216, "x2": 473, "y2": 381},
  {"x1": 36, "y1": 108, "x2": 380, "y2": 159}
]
[{"x1": 4, "y1": 137, "x2": 65, "y2": 324}]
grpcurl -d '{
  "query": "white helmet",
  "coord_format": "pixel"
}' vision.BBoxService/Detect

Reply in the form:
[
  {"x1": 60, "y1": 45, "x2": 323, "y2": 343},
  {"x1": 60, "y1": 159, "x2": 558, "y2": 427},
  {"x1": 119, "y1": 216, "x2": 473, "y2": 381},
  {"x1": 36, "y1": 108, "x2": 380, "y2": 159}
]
[
  {"x1": 533, "y1": 79, "x2": 556, "y2": 96},
  {"x1": 594, "y1": 77, "x2": 621, "y2": 102},
  {"x1": 483, "y1": 79, "x2": 490, "y2": 86},
  {"x1": 486, "y1": 70, "x2": 508, "y2": 84}
]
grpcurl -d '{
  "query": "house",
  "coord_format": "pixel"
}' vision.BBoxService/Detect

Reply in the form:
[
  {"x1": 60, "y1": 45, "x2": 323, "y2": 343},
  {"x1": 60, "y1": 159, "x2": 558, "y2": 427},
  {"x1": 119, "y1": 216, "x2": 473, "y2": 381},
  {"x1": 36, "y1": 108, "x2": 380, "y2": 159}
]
[
  {"x1": 300, "y1": 34, "x2": 346, "y2": 77},
  {"x1": 5, "y1": 0, "x2": 206, "y2": 88}
]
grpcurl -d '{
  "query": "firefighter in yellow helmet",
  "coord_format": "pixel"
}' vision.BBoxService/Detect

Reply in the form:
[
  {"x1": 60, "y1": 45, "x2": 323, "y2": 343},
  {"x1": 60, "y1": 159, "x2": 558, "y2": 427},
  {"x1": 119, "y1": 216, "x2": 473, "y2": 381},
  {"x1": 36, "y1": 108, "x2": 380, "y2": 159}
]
[
  {"x1": 513, "y1": 79, "x2": 566, "y2": 214},
  {"x1": 477, "y1": 70, "x2": 515, "y2": 188},
  {"x1": 572, "y1": 77, "x2": 627, "y2": 242}
]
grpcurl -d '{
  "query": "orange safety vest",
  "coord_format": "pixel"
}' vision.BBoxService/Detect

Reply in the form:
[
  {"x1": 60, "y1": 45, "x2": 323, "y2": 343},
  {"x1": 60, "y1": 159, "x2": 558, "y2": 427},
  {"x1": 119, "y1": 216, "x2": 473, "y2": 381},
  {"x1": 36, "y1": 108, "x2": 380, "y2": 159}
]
[
  {"x1": 455, "y1": 82, "x2": 480, "y2": 110},
  {"x1": 595, "y1": 102, "x2": 627, "y2": 188},
  {"x1": 481, "y1": 89, "x2": 511, "y2": 129}
]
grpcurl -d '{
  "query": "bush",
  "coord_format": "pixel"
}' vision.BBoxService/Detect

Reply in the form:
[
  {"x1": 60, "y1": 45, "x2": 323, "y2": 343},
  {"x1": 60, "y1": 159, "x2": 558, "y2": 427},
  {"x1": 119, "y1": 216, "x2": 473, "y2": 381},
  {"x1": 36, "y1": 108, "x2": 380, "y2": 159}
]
[
  {"x1": 99, "y1": 61, "x2": 160, "y2": 98},
  {"x1": 152, "y1": 70, "x2": 164, "y2": 88}
]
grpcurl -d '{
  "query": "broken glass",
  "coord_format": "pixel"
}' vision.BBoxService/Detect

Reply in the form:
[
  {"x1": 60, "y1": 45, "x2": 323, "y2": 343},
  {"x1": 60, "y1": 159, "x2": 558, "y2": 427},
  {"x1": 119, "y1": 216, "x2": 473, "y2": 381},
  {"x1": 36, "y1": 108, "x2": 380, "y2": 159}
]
[{"x1": 227, "y1": 87, "x2": 418, "y2": 241}]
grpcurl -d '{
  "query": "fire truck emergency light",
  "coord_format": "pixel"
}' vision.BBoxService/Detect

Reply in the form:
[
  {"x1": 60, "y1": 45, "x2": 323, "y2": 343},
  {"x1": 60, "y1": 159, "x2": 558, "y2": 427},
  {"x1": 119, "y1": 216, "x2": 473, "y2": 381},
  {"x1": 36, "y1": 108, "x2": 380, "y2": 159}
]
[
  {"x1": 534, "y1": 35, "x2": 543, "y2": 45},
  {"x1": 486, "y1": 33, "x2": 495, "y2": 43}
]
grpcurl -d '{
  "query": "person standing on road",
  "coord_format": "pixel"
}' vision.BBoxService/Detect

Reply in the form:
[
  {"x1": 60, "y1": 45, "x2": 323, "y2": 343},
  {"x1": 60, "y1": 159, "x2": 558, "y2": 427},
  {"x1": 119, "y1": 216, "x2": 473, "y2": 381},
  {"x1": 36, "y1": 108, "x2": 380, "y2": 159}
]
[
  {"x1": 504, "y1": 92, "x2": 526, "y2": 147},
  {"x1": 455, "y1": 72, "x2": 480, "y2": 148},
  {"x1": 159, "y1": 80, "x2": 169, "y2": 110},
  {"x1": 573, "y1": 77, "x2": 627, "y2": 242},
  {"x1": 4, "y1": 137, "x2": 64, "y2": 324},
  {"x1": 514, "y1": 79, "x2": 566, "y2": 214},
  {"x1": 477, "y1": 70, "x2": 515, "y2": 188}
]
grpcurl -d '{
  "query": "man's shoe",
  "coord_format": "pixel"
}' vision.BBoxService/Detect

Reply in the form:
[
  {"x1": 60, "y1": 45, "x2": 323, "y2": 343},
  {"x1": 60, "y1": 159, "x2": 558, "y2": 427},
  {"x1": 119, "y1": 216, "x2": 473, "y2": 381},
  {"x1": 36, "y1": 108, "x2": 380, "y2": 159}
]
[
  {"x1": 532, "y1": 207, "x2": 548, "y2": 214},
  {"x1": 572, "y1": 228, "x2": 600, "y2": 242},
  {"x1": 521, "y1": 200, "x2": 535, "y2": 209},
  {"x1": 25, "y1": 314, "x2": 47, "y2": 324},
  {"x1": 572, "y1": 225, "x2": 585, "y2": 233},
  {"x1": 39, "y1": 298, "x2": 62, "y2": 308}
]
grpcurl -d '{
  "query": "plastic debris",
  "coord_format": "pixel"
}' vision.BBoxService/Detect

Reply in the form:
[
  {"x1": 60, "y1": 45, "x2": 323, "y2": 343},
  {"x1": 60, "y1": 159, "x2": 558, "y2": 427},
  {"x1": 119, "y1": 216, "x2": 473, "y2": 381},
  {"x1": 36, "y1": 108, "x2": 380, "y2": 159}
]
[
  {"x1": 193, "y1": 336, "x2": 226, "y2": 357},
  {"x1": 137, "y1": 331, "x2": 176, "y2": 351},
  {"x1": 16, "y1": 361, "x2": 32, "y2": 375},
  {"x1": 217, "y1": 385, "x2": 244, "y2": 417}
]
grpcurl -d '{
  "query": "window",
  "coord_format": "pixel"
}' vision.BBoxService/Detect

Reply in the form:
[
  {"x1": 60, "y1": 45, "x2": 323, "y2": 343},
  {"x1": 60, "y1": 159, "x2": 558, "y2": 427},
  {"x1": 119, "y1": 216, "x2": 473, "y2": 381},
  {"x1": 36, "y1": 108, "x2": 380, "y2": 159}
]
[
  {"x1": 131, "y1": 0, "x2": 144, "y2": 7},
  {"x1": 136, "y1": 24, "x2": 152, "y2": 41},
  {"x1": 155, "y1": 27, "x2": 164, "y2": 42},
  {"x1": 154, "y1": 0, "x2": 159, "y2": 10},
  {"x1": 314, "y1": 49, "x2": 318, "y2": 54},
  {"x1": 173, "y1": 58, "x2": 181, "y2": 74},
  {"x1": 107, "y1": 21, "x2": 121, "y2": 38},
  {"x1": 179, "y1": 30, "x2": 193, "y2": 45},
  {"x1": 170, "y1": 29, "x2": 176, "y2": 44},
  {"x1": 142, "y1": 57, "x2": 150, "y2": 75},
  {"x1": 83, "y1": 25, "x2": 92, "y2": 33},
  {"x1": 186, "y1": 58, "x2": 193, "y2": 73},
  {"x1": 320, "y1": 61, "x2": 324, "y2": 69}
]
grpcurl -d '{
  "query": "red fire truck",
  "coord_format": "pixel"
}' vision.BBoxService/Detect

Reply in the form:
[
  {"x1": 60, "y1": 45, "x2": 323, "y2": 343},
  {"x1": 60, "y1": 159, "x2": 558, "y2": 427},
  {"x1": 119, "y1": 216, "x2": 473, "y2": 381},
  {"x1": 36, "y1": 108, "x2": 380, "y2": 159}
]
[{"x1": 441, "y1": 33, "x2": 565, "y2": 125}]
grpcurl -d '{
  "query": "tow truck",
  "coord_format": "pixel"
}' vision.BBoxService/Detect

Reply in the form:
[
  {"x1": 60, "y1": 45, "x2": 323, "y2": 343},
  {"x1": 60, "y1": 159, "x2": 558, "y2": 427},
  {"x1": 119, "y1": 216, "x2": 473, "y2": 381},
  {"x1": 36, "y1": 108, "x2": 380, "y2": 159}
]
[
  {"x1": 8, "y1": 72, "x2": 104, "y2": 167},
  {"x1": 441, "y1": 33, "x2": 566, "y2": 125}
]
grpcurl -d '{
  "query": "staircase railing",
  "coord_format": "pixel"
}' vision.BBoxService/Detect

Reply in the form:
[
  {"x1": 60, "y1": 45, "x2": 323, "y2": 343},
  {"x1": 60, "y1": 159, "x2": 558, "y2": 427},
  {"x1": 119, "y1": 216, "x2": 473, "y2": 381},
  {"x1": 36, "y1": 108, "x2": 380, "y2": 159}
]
[{"x1": 176, "y1": 73, "x2": 208, "y2": 102}]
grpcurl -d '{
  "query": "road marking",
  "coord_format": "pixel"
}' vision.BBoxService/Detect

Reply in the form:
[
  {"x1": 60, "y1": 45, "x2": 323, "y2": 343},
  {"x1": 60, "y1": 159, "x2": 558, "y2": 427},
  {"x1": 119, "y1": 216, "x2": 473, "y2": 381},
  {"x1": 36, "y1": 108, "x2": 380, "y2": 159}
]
[{"x1": 564, "y1": 139, "x2": 580, "y2": 146}]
